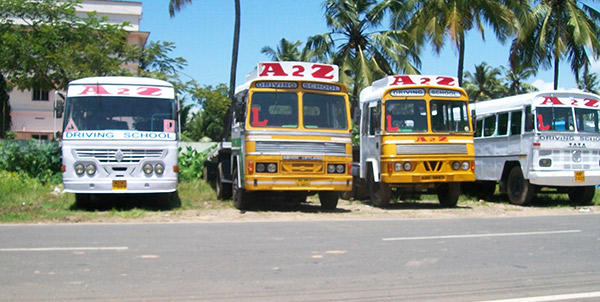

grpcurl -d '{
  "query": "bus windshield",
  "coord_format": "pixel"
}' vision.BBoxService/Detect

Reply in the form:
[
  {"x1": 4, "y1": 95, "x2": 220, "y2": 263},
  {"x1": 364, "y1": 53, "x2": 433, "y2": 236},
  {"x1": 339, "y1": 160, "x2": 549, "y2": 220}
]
[
  {"x1": 384, "y1": 99, "x2": 427, "y2": 132},
  {"x1": 303, "y1": 93, "x2": 347, "y2": 129},
  {"x1": 249, "y1": 91, "x2": 348, "y2": 129},
  {"x1": 430, "y1": 100, "x2": 471, "y2": 133},
  {"x1": 536, "y1": 106, "x2": 600, "y2": 133},
  {"x1": 63, "y1": 96, "x2": 177, "y2": 132}
]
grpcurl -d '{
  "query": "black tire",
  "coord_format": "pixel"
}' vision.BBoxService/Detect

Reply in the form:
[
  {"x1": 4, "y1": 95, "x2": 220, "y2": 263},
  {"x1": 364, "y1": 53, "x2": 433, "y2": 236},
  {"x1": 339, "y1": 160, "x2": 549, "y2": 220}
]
[
  {"x1": 568, "y1": 186, "x2": 595, "y2": 205},
  {"x1": 506, "y1": 166, "x2": 534, "y2": 205},
  {"x1": 216, "y1": 163, "x2": 232, "y2": 200},
  {"x1": 318, "y1": 191, "x2": 339, "y2": 210},
  {"x1": 232, "y1": 167, "x2": 250, "y2": 210},
  {"x1": 437, "y1": 183, "x2": 460, "y2": 207},
  {"x1": 368, "y1": 166, "x2": 391, "y2": 207}
]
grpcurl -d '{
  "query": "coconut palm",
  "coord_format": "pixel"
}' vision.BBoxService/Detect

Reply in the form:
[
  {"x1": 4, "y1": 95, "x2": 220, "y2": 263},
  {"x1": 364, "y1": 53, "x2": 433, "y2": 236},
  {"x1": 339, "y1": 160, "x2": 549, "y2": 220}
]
[
  {"x1": 578, "y1": 66, "x2": 600, "y2": 94},
  {"x1": 510, "y1": 0, "x2": 600, "y2": 90},
  {"x1": 261, "y1": 39, "x2": 304, "y2": 62},
  {"x1": 306, "y1": 0, "x2": 421, "y2": 115},
  {"x1": 463, "y1": 62, "x2": 507, "y2": 102},
  {"x1": 169, "y1": 0, "x2": 240, "y2": 140},
  {"x1": 392, "y1": 0, "x2": 516, "y2": 87},
  {"x1": 502, "y1": 61, "x2": 538, "y2": 96}
]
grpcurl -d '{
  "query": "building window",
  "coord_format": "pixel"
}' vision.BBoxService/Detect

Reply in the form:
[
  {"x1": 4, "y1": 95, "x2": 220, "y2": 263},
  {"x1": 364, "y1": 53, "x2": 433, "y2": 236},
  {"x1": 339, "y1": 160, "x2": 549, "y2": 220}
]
[{"x1": 32, "y1": 88, "x2": 49, "y2": 101}]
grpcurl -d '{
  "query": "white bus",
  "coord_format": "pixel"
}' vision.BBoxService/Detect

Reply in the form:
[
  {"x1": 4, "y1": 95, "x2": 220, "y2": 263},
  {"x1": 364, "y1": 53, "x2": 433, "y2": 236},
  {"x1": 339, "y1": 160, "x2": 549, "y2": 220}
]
[
  {"x1": 472, "y1": 90, "x2": 600, "y2": 205},
  {"x1": 59, "y1": 77, "x2": 179, "y2": 205}
]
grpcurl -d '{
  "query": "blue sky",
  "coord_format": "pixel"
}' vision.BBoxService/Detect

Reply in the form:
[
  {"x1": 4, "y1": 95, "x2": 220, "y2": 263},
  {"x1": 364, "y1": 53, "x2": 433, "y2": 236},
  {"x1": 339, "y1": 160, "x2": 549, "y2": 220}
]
[{"x1": 139, "y1": 0, "x2": 600, "y2": 91}]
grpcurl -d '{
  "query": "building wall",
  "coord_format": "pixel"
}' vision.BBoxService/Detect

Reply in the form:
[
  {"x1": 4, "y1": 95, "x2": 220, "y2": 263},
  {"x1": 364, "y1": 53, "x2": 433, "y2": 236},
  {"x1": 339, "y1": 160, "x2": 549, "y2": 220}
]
[{"x1": 8, "y1": 0, "x2": 148, "y2": 140}]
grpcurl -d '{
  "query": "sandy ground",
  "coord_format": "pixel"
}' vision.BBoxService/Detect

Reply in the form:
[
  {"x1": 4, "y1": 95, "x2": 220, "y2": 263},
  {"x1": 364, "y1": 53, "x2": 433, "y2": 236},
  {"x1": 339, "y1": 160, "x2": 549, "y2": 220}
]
[{"x1": 95, "y1": 198, "x2": 600, "y2": 223}]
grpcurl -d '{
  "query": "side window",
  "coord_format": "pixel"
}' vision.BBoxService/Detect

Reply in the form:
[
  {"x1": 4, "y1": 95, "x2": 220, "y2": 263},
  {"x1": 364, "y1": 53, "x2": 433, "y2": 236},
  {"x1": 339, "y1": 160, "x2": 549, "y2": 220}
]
[
  {"x1": 483, "y1": 115, "x2": 496, "y2": 137},
  {"x1": 497, "y1": 113, "x2": 509, "y2": 136},
  {"x1": 525, "y1": 105, "x2": 534, "y2": 132},
  {"x1": 475, "y1": 119, "x2": 483, "y2": 137},
  {"x1": 510, "y1": 111, "x2": 522, "y2": 135},
  {"x1": 369, "y1": 105, "x2": 379, "y2": 136}
]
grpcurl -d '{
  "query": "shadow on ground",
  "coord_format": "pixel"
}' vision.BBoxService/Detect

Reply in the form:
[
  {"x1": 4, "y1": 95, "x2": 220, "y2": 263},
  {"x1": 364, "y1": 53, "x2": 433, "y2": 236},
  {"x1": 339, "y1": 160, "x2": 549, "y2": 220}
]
[{"x1": 70, "y1": 192, "x2": 181, "y2": 211}]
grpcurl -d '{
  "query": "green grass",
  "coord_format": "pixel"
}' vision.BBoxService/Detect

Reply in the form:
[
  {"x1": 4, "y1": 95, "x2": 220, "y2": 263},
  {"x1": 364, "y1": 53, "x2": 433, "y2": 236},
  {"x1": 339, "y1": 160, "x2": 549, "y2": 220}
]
[{"x1": 0, "y1": 171, "x2": 231, "y2": 223}]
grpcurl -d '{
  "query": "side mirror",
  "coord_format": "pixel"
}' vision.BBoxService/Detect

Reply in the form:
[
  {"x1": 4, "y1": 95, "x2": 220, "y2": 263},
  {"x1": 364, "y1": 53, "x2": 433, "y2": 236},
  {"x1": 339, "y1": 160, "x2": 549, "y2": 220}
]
[
  {"x1": 525, "y1": 113, "x2": 534, "y2": 132},
  {"x1": 54, "y1": 91, "x2": 65, "y2": 118}
]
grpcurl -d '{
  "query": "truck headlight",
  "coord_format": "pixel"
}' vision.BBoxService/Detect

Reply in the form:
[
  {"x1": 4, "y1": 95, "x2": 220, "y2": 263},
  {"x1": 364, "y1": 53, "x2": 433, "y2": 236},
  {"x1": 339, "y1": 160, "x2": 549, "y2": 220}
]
[{"x1": 143, "y1": 163, "x2": 154, "y2": 175}]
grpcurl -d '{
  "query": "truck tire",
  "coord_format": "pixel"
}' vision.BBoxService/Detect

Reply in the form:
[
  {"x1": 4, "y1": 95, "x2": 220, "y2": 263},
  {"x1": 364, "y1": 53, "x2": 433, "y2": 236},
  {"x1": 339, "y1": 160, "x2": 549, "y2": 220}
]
[
  {"x1": 232, "y1": 167, "x2": 250, "y2": 210},
  {"x1": 216, "y1": 163, "x2": 232, "y2": 200},
  {"x1": 568, "y1": 186, "x2": 595, "y2": 205},
  {"x1": 437, "y1": 183, "x2": 460, "y2": 207},
  {"x1": 368, "y1": 166, "x2": 391, "y2": 207},
  {"x1": 318, "y1": 191, "x2": 339, "y2": 210},
  {"x1": 506, "y1": 166, "x2": 534, "y2": 205}
]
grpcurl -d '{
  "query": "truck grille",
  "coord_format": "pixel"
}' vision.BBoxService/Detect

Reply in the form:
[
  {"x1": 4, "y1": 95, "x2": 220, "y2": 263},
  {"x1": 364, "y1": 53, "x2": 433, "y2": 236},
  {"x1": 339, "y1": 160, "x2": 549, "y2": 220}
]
[
  {"x1": 255, "y1": 141, "x2": 346, "y2": 156},
  {"x1": 75, "y1": 149, "x2": 164, "y2": 163}
]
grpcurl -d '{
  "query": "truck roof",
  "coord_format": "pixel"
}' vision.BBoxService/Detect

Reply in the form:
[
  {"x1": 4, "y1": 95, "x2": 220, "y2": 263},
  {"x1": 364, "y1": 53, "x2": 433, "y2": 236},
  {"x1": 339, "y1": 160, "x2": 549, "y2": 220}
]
[
  {"x1": 360, "y1": 75, "x2": 462, "y2": 103},
  {"x1": 69, "y1": 76, "x2": 173, "y2": 87}
]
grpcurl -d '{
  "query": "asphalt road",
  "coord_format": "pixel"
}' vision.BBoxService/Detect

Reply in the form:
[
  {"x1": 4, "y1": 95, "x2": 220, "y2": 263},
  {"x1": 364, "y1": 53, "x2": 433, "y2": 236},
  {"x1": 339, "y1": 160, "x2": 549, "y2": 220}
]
[{"x1": 1, "y1": 214, "x2": 600, "y2": 301}]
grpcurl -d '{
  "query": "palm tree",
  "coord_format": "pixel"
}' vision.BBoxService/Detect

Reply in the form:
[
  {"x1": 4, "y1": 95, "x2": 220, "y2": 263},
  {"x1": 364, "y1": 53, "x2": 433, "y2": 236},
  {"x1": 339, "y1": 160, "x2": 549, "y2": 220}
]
[
  {"x1": 169, "y1": 0, "x2": 240, "y2": 140},
  {"x1": 510, "y1": 0, "x2": 600, "y2": 90},
  {"x1": 306, "y1": 0, "x2": 421, "y2": 115},
  {"x1": 392, "y1": 0, "x2": 516, "y2": 87},
  {"x1": 578, "y1": 66, "x2": 600, "y2": 94},
  {"x1": 463, "y1": 62, "x2": 507, "y2": 102},
  {"x1": 261, "y1": 39, "x2": 304, "y2": 61},
  {"x1": 502, "y1": 61, "x2": 537, "y2": 95}
]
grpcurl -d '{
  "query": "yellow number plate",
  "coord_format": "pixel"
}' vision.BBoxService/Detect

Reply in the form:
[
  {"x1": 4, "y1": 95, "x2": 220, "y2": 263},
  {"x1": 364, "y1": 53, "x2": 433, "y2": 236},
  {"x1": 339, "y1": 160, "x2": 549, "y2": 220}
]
[
  {"x1": 574, "y1": 171, "x2": 585, "y2": 182},
  {"x1": 112, "y1": 180, "x2": 127, "y2": 190},
  {"x1": 296, "y1": 179, "x2": 310, "y2": 186},
  {"x1": 421, "y1": 175, "x2": 446, "y2": 181}
]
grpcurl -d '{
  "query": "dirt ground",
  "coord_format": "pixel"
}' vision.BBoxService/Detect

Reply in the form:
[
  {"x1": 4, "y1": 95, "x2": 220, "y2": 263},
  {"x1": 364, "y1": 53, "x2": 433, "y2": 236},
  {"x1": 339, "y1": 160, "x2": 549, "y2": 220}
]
[{"x1": 118, "y1": 197, "x2": 600, "y2": 223}]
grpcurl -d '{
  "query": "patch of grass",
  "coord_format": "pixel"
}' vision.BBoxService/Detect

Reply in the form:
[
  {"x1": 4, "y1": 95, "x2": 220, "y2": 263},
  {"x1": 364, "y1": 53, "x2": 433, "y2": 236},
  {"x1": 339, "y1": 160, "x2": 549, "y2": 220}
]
[{"x1": 0, "y1": 173, "x2": 229, "y2": 223}]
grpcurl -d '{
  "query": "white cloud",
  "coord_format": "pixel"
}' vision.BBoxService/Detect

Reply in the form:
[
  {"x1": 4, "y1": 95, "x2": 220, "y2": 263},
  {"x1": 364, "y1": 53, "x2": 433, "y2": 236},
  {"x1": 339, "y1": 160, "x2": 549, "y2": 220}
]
[{"x1": 532, "y1": 79, "x2": 556, "y2": 91}]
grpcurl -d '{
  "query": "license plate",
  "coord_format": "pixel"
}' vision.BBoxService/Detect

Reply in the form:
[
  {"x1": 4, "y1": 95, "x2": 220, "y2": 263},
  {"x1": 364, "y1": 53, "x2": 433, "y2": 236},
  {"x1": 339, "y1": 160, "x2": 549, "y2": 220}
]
[
  {"x1": 296, "y1": 179, "x2": 310, "y2": 186},
  {"x1": 421, "y1": 175, "x2": 446, "y2": 181},
  {"x1": 574, "y1": 171, "x2": 585, "y2": 182},
  {"x1": 112, "y1": 180, "x2": 127, "y2": 190}
]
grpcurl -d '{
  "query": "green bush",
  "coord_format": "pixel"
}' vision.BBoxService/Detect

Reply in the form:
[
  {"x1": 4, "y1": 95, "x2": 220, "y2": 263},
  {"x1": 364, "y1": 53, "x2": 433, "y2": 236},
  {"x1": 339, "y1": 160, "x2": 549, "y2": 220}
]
[
  {"x1": 0, "y1": 140, "x2": 61, "y2": 183},
  {"x1": 178, "y1": 145, "x2": 215, "y2": 182}
]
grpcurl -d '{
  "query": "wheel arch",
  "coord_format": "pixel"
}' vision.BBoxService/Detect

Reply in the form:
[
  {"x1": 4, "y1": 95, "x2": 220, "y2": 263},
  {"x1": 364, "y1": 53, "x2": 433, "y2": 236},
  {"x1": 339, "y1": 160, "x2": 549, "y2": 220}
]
[{"x1": 499, "y1": 161, "x2": 522, "y2": 193}]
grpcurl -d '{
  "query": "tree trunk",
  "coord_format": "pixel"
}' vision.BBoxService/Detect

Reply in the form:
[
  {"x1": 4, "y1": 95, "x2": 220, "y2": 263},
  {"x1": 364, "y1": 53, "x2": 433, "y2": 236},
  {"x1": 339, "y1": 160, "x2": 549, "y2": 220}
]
[
  {"x1": 457, "y1": 34, "x2": 465, "y2": 87},
  {"x1": 220, "y1": 0, "x2": 241, "y2": 141},
  {"x1": 0, "y1": 73, "x2": 10, "y2": 138},
  {"x1": 553, "y1": 55, "x2": 560, "y2": 90}
]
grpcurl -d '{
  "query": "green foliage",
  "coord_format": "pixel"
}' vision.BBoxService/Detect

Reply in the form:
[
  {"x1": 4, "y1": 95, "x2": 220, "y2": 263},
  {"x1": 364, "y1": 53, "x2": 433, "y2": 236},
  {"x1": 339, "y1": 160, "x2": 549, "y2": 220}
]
[
  {"x1": 0, "y1": 140, "x2": 61, "y2": 183},
  {"x1": 178, "y1": 145, "x2": 215, "y2": 182},
  {"x1": 0, "y1": 0, "x2": 139, "y2": 91},
  {"x1": 184, "y1": 84, "x2": 231, "y2": 141}
]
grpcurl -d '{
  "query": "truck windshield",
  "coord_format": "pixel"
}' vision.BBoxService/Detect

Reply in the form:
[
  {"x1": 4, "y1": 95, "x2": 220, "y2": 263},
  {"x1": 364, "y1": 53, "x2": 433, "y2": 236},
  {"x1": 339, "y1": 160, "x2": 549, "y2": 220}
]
[
  {"x1": 384, "y1": 99, "x2": 427, "y2": 132},
  {"x1": 575, "y1": 108, "x2": 600, "y2": 133},
  {"x1": 535, "y1": 107, "x2": 575, "y2": 132},
  {"x1": 430, "y1": 100, "x2": 471, "y2": 133},
  {"x1": 249, "y1": 92, "x2": 298, "y2": 128},
  {"x1": 63, "y1": 96, "x2": 177, "y2": 132},
  {"x1": 303, "y1": 93, "x2": 347, "y2": 129}
]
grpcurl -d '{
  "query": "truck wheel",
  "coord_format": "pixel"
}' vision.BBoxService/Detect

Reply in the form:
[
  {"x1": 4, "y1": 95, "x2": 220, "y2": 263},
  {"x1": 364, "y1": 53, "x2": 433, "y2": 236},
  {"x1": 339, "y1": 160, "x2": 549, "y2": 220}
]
[
  {"x1": 232, "y1": 168, "x2": 250, "y2": 210},
  {"x1": 368, "y1": 167, "x2": 391, "y2": 207},
  {"x1": 437, "y1": 183, "x2": 460, "y2": 207},
  {"x1": 506, "y1": 166, "x2": 534, "y2": 205},
  {"x1": 568, "y1": 186, "x2": 595, "y2": 205},
  {"x1": 318, "y1": 191, "x2": 339, "y2": 210},
  {"x1": 216, "y1": 163, "x2": 232, "y2": 200}
]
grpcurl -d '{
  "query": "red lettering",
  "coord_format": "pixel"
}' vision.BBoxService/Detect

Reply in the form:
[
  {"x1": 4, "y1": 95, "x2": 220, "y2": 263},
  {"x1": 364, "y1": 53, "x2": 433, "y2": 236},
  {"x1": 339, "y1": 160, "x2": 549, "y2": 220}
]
[
  {"x1": 584, "y1": 98, "x2": 599, "y2": 108},
  {"x1": 259, "y1": 63, "x2": 288, "y2": 77},
  {"x1": 251, "y1": 107, "x2": 268, "y2": 126},
  {"x1": 420, "y1": 77, "x2": 431, "y2": 85},
  {"x1": 137, "y1": 87, "x2": 162, "y2": 96},
  {"x1": 117, "y1": 88, "x2": 130, "y2": 95},
  {"x1": 292, "y1": 65, "x2": 305, "y2": 77},
  {"x1": 436, "y1": 76, "x2": 455, "y2": 87},
  {"x1": 537, "y1": 114, "x2": 550, "y2": 130},
  {"x1": 390, "y1": 75, "x2": 416, "y2": 86},
  {"x1": 311, "y1": 64, "x2": 335, "y2": 79},
  {"x1": 439, "y1": 136, "x2": 448, "y2": 142},
  {"x1": 416, "y1": 137, "x2": 427, "y2": 142},
  {"x1": 78, "y1": 85, "x2": 109, "y2": 95},
  {"x1": 386, "y1": 115, "x2": 399, "y2": 131},
  {"x1": 540, "y1": 96, "x2": 563, "y2": 105}
]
